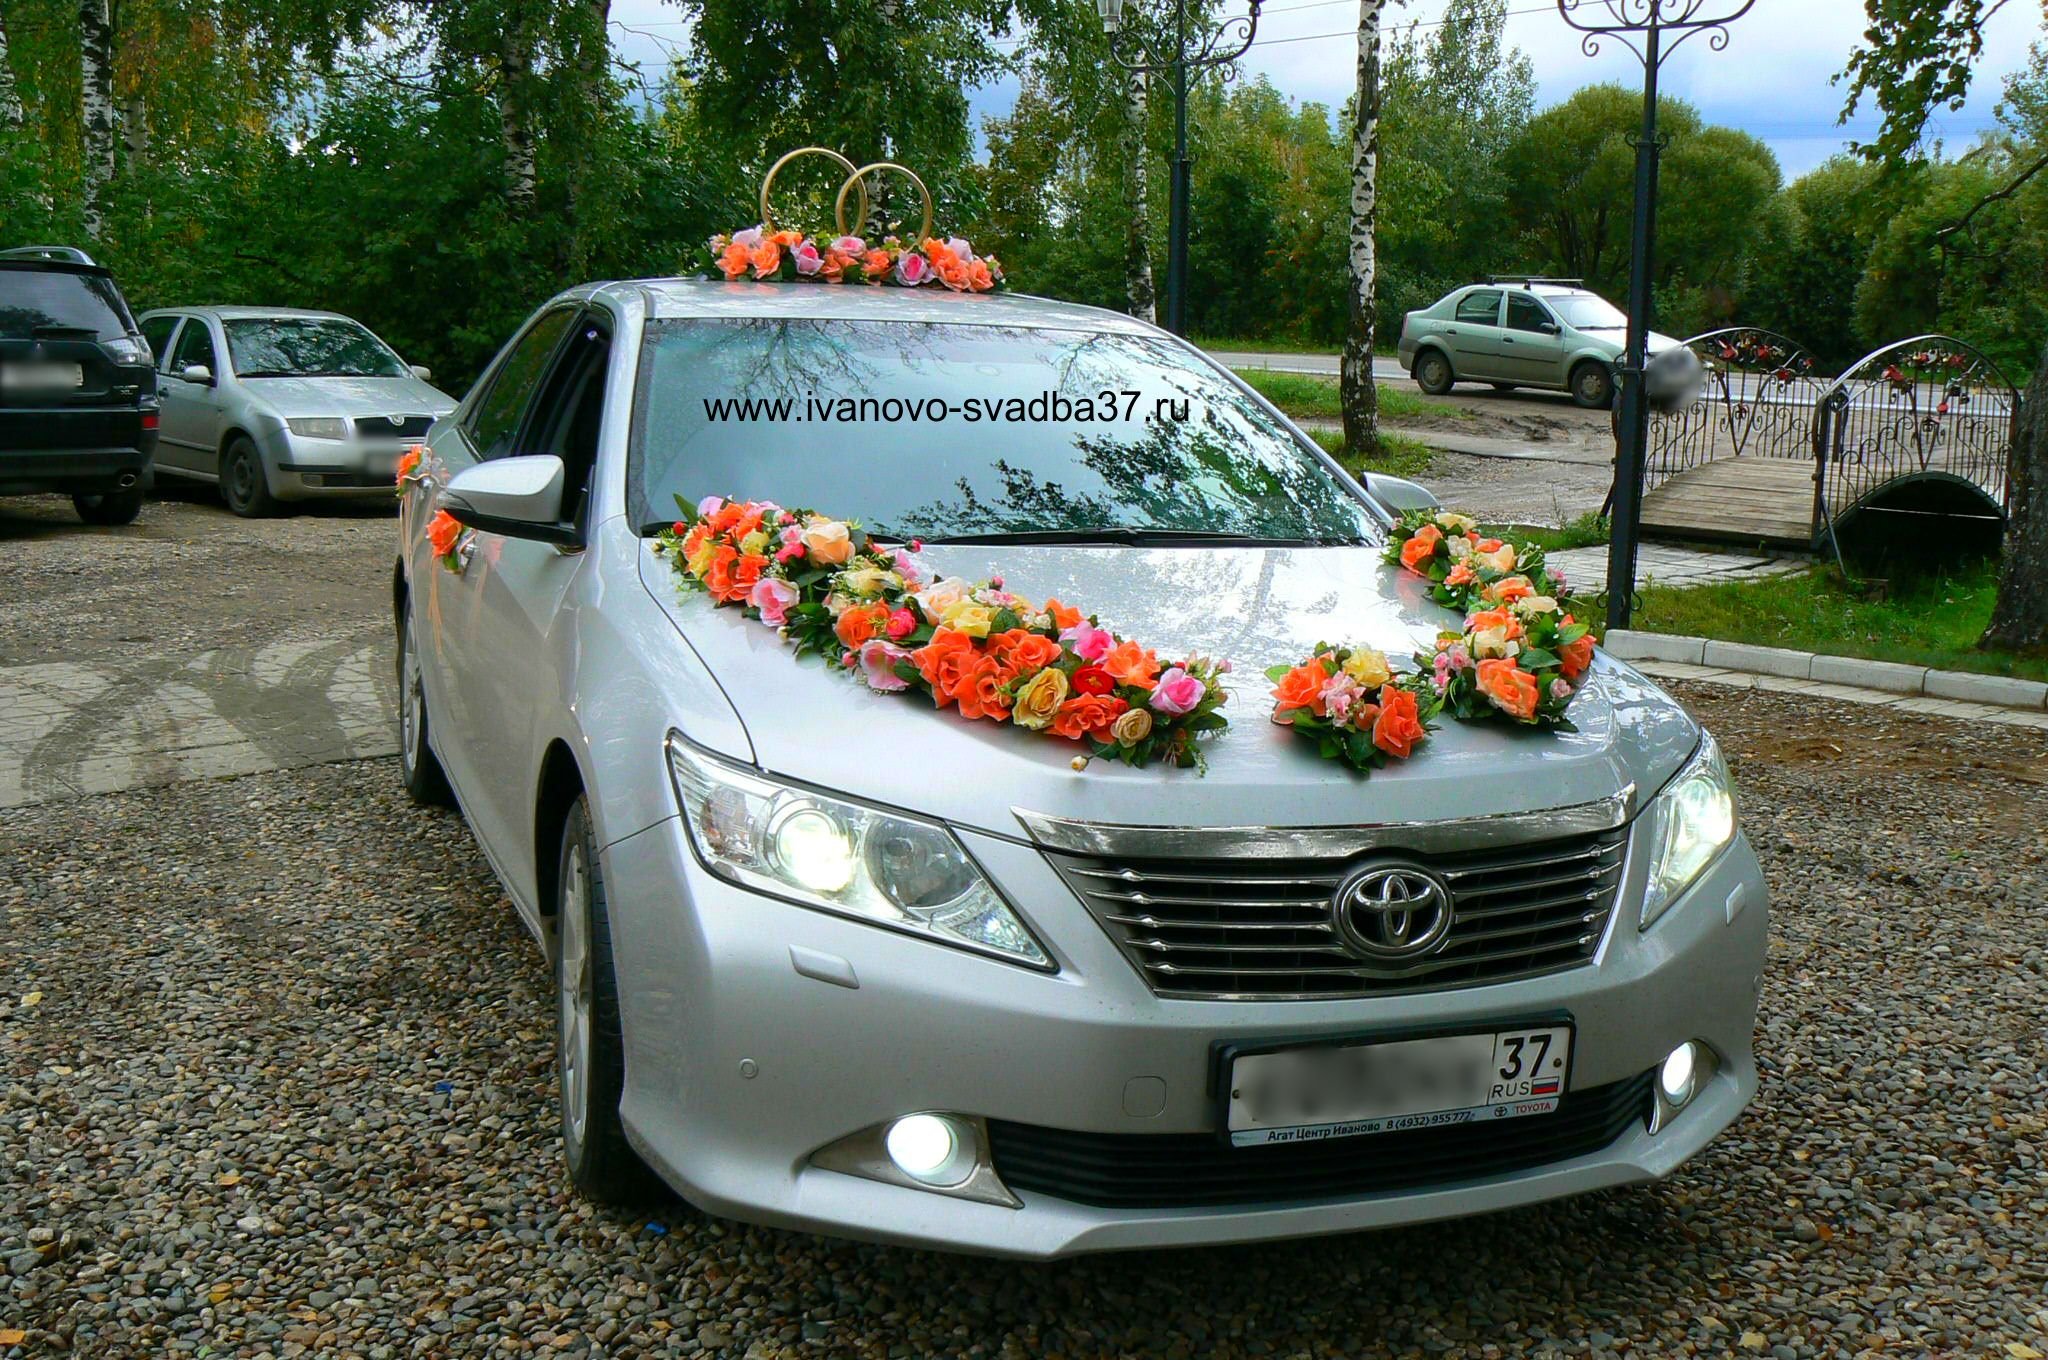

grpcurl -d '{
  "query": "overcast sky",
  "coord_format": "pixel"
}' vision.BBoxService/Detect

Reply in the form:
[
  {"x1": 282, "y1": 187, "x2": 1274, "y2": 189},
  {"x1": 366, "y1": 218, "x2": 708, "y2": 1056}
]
[{"x1": 605, "y1": 0, "x2": 2044, "y2": 181}]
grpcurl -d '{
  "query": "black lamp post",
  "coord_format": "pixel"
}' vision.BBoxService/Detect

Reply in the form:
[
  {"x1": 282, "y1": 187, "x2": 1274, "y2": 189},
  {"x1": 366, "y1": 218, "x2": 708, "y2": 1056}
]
[
  {"x1": 1096, "y1": 0, "x2": 1264, "y2": 336},
  {"x1": 1557, "y1": 0, "x2": 1753, "y2": 630}
]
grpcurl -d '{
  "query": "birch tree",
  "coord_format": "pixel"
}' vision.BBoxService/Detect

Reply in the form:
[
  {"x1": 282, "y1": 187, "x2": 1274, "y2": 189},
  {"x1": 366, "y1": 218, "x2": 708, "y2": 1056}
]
[
  {"x1": 1340, "y1": 0, "x2": 1388, "y2": 462},
  {"x1": 79, "y1": 0, "x2": 117, "y2": 239},
  {"x1": 0, "y1": 3, "x2": 23, "y2": 132},
  {"x1": 1125, "y1": 66, "x2": 1157, "y2": 323}
]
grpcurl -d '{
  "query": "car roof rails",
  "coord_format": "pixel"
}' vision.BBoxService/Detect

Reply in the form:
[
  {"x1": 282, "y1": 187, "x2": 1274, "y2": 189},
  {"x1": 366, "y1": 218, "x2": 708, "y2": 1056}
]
[
  {"x1": 1484, "y1": 275, "x2": 1585, "y2": 288},
  {"x1": 0, "y1": 245, "x2": 100, "y2": 266}
]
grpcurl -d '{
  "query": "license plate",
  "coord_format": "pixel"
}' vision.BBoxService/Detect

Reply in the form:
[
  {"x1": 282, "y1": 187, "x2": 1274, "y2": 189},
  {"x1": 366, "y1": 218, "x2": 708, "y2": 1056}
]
[
  {"x1": 1, "y1": 361, "x2": 84, "y2": 392},
  {"x1": 1224, "y1": 1023, "x2": 1573, "y2": 1147}
]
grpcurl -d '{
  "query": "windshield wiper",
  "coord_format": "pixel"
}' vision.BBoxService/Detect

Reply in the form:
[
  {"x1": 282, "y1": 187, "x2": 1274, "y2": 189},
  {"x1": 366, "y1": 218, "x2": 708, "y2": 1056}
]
[{"x1": 894, "y1": 527, "x2": 1368, "y2": 548}]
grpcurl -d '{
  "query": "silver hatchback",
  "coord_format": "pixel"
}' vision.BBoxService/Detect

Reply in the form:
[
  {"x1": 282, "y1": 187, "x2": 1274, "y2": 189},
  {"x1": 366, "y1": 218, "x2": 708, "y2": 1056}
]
[{"x1": 136, "y1": 306, "x2": 456, "y2": 515}]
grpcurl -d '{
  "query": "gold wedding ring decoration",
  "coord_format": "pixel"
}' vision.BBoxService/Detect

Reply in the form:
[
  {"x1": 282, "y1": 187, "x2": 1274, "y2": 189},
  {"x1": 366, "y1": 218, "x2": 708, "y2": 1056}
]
[{"x1": 758, "y1": 147, "x2": 935, "y2": 245}]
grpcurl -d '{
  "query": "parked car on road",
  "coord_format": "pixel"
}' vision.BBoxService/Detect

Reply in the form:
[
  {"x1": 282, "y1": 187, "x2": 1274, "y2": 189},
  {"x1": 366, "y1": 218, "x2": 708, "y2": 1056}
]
[
  {"x1": 0, "y1": 246, "x2": 158, "y2": 525},
  {"x1": 1397, "y1": 277, "x2": 1679, "y2": 408},
  {"x1": 395, "y1": 280, "x2": 1766, "y2": 1258},
  {"x1": 135, "y1": 306, "x2": 455, "y2": 515}
]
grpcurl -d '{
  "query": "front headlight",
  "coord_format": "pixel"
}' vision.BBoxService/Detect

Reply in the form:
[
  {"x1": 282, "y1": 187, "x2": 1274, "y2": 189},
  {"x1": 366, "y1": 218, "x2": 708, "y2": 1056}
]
[
  {"x1": 286, "y1": 416, "x2": 349, "y2": 440},
  {"x1": 1640, "y1": 732, "x2": 1737, "y2": 929},
  {"x1": 665, "y1": 734, "x2": 1051, "y2": 969}
]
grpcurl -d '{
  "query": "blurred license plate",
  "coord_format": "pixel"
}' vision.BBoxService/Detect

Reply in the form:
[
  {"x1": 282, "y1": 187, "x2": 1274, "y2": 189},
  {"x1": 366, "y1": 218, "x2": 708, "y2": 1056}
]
[
  {"x1": 1, "y1": 361, "x2": 84, "y2": 391},
  {"x1": 1225, "y1": 1024, "x2": 1572, "y2": 1147}
]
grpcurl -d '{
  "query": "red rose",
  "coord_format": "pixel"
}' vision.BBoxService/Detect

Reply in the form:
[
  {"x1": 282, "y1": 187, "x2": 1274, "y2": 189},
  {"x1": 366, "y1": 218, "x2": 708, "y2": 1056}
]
[{"x1": 1070, "y1": 664, "x2": 1115, "y2": 696}]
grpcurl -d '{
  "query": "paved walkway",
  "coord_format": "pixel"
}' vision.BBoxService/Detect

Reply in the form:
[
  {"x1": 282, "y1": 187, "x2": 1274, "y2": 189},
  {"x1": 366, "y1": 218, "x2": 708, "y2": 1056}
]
[
  {"x1": 1547, "y1": 543, "x2": 1805, "y2": 597},
  {"x1": 0, "y1": 625, "x2": 395, "y2": 808}
]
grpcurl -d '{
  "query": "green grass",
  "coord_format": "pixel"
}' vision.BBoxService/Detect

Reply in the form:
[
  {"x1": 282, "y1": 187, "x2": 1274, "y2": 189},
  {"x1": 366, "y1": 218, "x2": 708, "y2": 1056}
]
[
  {"x1": 1197, "y1": 336, "x2": 1403, "y2": 357},
  {"x1": 1625, "y1": 559, "x2": 2047, "y2": 683},
  {"x1": 1310, "y1": 426, "x2": 1435, "y2": 481},
  {"x1": 1232, "y1": 369, "x2": 1465, "y2": 424},
  {"x1": 1482, "y1": 512, "x2": 1611, "y2": 554}
]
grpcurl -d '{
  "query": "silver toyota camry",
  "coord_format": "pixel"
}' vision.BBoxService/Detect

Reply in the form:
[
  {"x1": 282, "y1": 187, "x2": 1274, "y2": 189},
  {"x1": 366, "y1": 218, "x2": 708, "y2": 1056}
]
[{"x1": 395, "y1": 279, "x2": 1768, "y2": 1258}]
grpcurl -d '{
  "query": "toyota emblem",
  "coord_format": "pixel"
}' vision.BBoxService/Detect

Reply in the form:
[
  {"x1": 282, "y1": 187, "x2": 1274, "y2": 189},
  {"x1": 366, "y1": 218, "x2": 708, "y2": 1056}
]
[
  {"x1": 1332, "y1": 863, "x2": 1454, "y2": 960},
  {"x1": 386, "y1": 415, "x2": 405, "y2": 427}
]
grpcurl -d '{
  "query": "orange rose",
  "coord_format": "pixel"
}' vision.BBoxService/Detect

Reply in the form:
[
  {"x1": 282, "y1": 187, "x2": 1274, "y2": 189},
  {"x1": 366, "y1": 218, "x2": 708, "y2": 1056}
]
[
  {"x1": 955, "y1": 654, "x2": 1012, "y2": 722},
  {"x1": 1050, "y1": 694, "x2": 1128, "y2": 741},
  {"x1": 913, "y1": 629, "x2": 980, "y2": 707},
  {"x1": 1270, "y1": 657, "x2": 1333, "y2": 716},
  {"x1": 1044, "y1": 598, "x2": 1083, "y2": 631},
  {"x1": 1399, "y1": 524, "x2": 1444, "y2": 573},
  {"x1": 1372, "y1": 686, "x2": 1426, "y2": 759},
  {"x1": 1475, "y1": 658, "x2": 1541, "y2": 721},
  {"x1": 395, "y1": 446, "x2": 421, "y2": 482},
  {"x1": 967, "y1": 259, "x2": 995, "y2": 292},
  {"x1": 718, "y1": 241, "x2": 751, "y2": 280},
  {"x1": 1475, "y1": 537, "x2": 1505, "y2": 552},
  {"x1": 834, "y1": 602, "x2": 889, "y2": 648},
  {"x1": 1101, "y1": 639, "x2": 1161, "y2": 690},
  {"x1": 749, "y1": 241, "x2": 782, "y2": 277},
  {"x1": 861, "y1": 248, "x2": 893, "y2": 278},
  {"x1": 732, "y1": 552, "x2": 767, "y2": 599},
  {"x1": 1487, "y1": 575, "x2": 1535, "y2": 604},
  {"x1": 708, "y1": 501, "x2": 746, "y2": 534},
  {"x1": 988, "y1": 629, "x2": 1062, "y2": 676},
  {"x1": 1558, "y1": 633, "x2": 1595, "y2": 680},
  {"x1": 1445, "y1": 561, "x2": 1477, "y2": 587},
  {"x1": 427, "y1": 510, "x2": 462, "y2": 558},
  {"x1": 703, "y1": 544, "x2": 743, "y2": 601}
]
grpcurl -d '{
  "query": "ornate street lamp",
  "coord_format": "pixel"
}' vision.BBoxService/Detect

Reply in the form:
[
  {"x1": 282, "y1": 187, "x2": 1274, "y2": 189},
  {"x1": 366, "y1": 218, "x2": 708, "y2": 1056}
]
[
  {"x1": 1096, "y1": 0, "x2": 1264, "y2": 335},
  {"x1": 1557, "y1": 0, "x2": 1754, "y2": 630}
]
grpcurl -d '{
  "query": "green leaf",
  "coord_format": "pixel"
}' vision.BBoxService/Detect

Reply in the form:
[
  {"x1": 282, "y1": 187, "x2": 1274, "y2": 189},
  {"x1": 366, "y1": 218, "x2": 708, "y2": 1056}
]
[{"x1": 1264, "y1": 664, "x2": 1293, "y2": 682}]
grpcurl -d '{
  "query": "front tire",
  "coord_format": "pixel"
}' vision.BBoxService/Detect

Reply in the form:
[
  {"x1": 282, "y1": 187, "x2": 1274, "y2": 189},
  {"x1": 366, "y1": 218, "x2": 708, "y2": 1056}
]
[
  {"x1": 1413, "y1": 349, "x2": 1455, "y2": 395},
  {"x1": 73, "y1": 487, "x2": 144, "y2": 525},
  {"x1": 220, "y1": 436, "x2": 277, "y2": 517},
  {"x1": 396, "y1": 606, "x2": 454, "y2": 806},
  {"x1": 556, "y1": 796, "x2": 661, "y2": 1204},
  {"x1": 1571, "y1": 361, "x2": 1616, "y2": 410}
]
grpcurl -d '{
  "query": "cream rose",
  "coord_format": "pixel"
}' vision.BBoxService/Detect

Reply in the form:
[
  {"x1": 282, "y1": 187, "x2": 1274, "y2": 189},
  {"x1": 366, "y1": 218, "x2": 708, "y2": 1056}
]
[
  {"x1": 1434, "y1": 511, "x2": 1477, "y2": 534},
  {"x1": 1111, "y1": 707, "x2": 1154, "y2": 746},
  {"x1": 941, "y1": 601, "x2": 995, "y2": 638},
  {"x1": 1515, "y1": 594, "x2": 1560, "y2": 616},
  {"x1": 1011, "y1": 667, "x2": 1070, "y2": 730},
  {"x1": 738, "y1": 529, "x2": 771, "y2": 556},
  {"x1": 1475, "y1": 543, "x2": 1517, "y2": 573},
  {"x1": 1340, "y1": 648, "x2": 1392, "y2": 689},
  {"x1": 914, "y1": 575, "x2": 973, "y2": 624},
  {"x1": 800, "y1": 517, "x2": 854, "y2": 565},
  {"x1": 838, "y1": 564, "x2": 900, "y2": 598}
]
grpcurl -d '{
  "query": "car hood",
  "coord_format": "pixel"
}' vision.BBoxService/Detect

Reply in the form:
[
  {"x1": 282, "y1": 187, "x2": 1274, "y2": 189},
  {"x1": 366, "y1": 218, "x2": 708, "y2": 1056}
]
[
  {"x1": 637, "y1": 541, "x2": 1698, "y2": 841},
  {"x1": 241, "y1": 374, "x2": 456, "y2": 418}
]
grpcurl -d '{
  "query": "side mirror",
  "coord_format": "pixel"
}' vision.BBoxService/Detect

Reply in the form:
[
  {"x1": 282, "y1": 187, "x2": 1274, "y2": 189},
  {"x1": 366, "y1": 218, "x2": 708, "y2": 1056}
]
[
  {"x1": 1364, "y1": 471, "x2": 1440, "y2": 515},
  {"x1": 410, "y1": 364, "x2": 433, "y2": 382},
  {"x1": 1539, "y1": 321, "x2": 1561, "y2": 335},
  {"x1": 440, "y1": 454, "x2": 579, "y2": 547},
  {"x1": 179, "y1": 363, "x2": 213, "y2": 384}
]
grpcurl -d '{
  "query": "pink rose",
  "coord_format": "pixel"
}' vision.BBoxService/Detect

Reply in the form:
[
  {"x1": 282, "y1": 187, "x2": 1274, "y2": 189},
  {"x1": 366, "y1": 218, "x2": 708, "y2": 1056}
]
[
  {"x1": 793, "y1": 241, "x2": 823, "y2": 276},
  {"x1": 894, "y1": 252, "x2": 931, "y2": 286},
  {"x1": 832, "y1": 235, "x2": 866, "y2": 256},
  {"x1": 731, "y1": 226, "x2": 763, "y2": 249},
  {"x1": 1060, "y1": 622, "x2": 1114, "y2": 662},
  {"x1": 945, "y1": 237, "x2": 973, "y2": 264},
  {"x1": 1149, "y1": 666, "x2": 1207, "y2": 716},
  {"x1": 890, "y1": 548, "x2": 922, "y2": 587},
  {"x1": 885, "y1": 608, "x2": 917, "y2": 640},
  {"x1": 1550, "y1": 678, "x2": 1574, "y2": 701},
  {"x1": 1446, "y1": 643, "x2": 1472, "y2": 671},
  {"x1": 748, "y1": 577, "x2": 800, "y2": 627},
  {"x1": 1318, "y1": 671, "x2": 1363, "y2": 721},
  {"x1": 697, "y1": 495, "x2": 726, "y2": 518},
  {"x1": 858, "y1": 640, "x2": 914, "y2": 692}
]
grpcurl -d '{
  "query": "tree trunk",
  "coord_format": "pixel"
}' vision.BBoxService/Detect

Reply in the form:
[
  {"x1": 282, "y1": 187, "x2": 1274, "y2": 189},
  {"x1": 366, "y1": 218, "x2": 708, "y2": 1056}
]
[
  {"x1": 1980, "y1": 340, "x2": 2048, "y2": 653},
  {"x1": 564, "y1": 0, "x2": 610, "y2": 265},
  {"x1": 1341, "y1": 0, "x2": 1386, "y2": 463},
  {"x1": 1124, "y1": 65, "x2": 1156, "y2": 325},
  {"x1": 498, "y1": 20, "x2": 538, "y2": 214},
  {"x1": 0, "y1": 4, "x2": 24, "y2": 132},
  {"x1": 78, "y1": 0, "x2": 117, "y2": 239}
]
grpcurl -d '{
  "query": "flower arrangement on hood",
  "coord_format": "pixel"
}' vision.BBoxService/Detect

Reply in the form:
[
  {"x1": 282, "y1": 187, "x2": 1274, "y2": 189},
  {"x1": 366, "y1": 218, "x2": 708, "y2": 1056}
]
[
  {"x1": 652, "y1": 496, "x2": 1229, "y2": 770},
  {"x1": 1266, "y1": 644, "x2": 1439, "y2": 775},
  {"x1": 1383, "y1": 509, "x2": 1567, "y2": 611},
  {"x1": 1422, "y1": 582, "x2": 1594, "y2": 731},
  {"x1": 701, "y1": 227, "x2": 1005, "y2": 292}
]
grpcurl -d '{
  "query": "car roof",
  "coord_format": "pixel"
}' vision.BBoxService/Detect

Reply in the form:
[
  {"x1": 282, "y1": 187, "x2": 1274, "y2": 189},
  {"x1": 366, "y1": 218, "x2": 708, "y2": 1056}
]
[
  {"x1": 610, "y1": 278, "x2": 1162, "y2": 335},
  {"x1": 140, "y1": 306, "x2": 358, "y2": 322}
]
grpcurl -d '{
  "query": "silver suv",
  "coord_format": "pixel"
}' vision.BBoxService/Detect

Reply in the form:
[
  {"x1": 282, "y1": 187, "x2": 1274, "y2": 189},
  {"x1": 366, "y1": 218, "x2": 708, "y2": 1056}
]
[
  {"x1": 1397, "y1": 278, "x2": 1677, "y2": 408},
  {"x1": 136, "y1": 307, "x2": 456, "y2": 515}
]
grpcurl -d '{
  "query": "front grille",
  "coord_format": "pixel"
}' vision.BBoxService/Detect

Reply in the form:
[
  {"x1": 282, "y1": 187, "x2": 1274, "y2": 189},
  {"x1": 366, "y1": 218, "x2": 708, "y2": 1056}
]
[
  {"x1": 352, "y1": 414, "x2": 434, "y2": 439},
  {"x1": 1049, "y1": 829, "x2": 1626, "y2": 1000},
  {"x1": 988, "y1": 1070, "x2": 1654, "y2": 1208}
]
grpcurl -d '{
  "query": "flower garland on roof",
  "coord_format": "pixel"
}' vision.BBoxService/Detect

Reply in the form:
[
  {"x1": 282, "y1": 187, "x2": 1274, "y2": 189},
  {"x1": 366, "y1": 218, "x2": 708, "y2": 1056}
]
[
  {"x1": 701, "y1": 227, "x2": 1005, "y2": 292},
  {"x1": 652, "y1": 496, "x2": 1227, "y2": 770}
]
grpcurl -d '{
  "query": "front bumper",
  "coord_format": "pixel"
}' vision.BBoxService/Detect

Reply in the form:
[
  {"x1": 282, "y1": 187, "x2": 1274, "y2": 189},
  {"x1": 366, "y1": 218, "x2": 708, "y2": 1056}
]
[
  {"x1": 602, "y1": 815, "x2": 1767, "y2": 1258},
  {"x1": 264, "y1": 430, "x2": 418, "y2": 500}
]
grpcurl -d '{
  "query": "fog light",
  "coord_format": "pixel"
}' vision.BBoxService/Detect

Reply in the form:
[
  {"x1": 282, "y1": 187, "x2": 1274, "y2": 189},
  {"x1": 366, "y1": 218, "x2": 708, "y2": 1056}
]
[
  {"x1": 1659, "y1": 1042, "x2": 1698, "y2": 1106},
  {"x1": 883, "y1": 1114, "x2": 974, "y2": 1186}
]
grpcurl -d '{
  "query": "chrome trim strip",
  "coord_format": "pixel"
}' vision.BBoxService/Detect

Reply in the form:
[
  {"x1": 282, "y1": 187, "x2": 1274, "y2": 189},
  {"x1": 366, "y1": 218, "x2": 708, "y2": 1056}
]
[{"x1": 1011, "y1": 787, "x2": 1638, "y2": 860}]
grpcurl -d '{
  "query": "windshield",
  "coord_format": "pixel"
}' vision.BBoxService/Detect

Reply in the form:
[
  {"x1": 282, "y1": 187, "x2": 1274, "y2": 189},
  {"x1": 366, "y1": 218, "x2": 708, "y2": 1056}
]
[
  {"x1": 629, "y1": 319, "x2": 1378, "y2": 544},
  {"x1": 222, "y1": 317, "x2": 408, "y2": 378},
  {"x1": 0, "y1": 267, "x2": 135, "y2": 341},
  {"x1": 1551, "y1": 294, "x2": 1628, "y2": 330}
]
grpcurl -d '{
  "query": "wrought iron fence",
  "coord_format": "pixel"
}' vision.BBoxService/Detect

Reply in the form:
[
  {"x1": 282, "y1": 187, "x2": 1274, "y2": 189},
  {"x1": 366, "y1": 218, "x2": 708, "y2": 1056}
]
[
  {"x1": 1810, "y1": 335, "x2": 2018, "y2": 545},
  {"x1": 1643, "y1": 327, "x2": 1827, "y2": 497}
]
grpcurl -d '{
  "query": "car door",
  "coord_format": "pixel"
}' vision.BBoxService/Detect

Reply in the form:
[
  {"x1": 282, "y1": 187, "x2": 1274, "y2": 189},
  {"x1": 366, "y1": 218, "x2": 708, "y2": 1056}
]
[
  {"x1": 156, "y1": 317, "x2": 226, "y2": 474},
  {"x1": 414, "y1": 304, "x2": 580, "y2": 850},
  {"x1": 1501, "y1": 293, "x2": 1568, "y2": 385},
  {"x1": 1446, "y1": 288, "x2": 1507, "y2": 380}
]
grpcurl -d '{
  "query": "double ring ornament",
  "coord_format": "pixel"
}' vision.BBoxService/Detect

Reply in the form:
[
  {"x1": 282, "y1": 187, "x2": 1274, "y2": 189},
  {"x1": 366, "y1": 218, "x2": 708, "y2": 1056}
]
[{"x1": 757, "y1": 149, "x2": 935, "y2": 245}]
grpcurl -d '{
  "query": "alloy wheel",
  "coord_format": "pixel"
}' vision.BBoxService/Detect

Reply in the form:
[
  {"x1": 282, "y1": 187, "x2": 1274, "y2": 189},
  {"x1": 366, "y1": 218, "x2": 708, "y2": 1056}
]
[
  {"x1": 557, "y1": 840, "x2": 594, "y2": 1152},
  {"x1": 399, "y1": 623, "x2": 425, "y2": 776}
]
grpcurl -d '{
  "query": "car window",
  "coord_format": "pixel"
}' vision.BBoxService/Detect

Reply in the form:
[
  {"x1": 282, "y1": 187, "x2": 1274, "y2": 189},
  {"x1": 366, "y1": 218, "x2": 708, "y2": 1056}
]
[
  {"x1": 468, "y1": 309, "x2": 576, "y2": 461},
  {"x1": 0, "y1": 265, "x2": 137, "y2": 341},
  {"x1": 139, "y1": 315, "x2": 179, "y2": 368},
  {"x1": 171, "y1": 319, "x2": 218, "y2": 375},
  {"x1": 629, "y1": 319, "x2": 1380, "y2": 544},
  {"x1": 1551, "y1": 294, "x2": 1628, "y2": 330},
  {"x1": 517, "y1": 314, "x2": 611, "y2": 527},
  {"x1": 1454, "y1": 290, "x2": 1502, "y2": 326},
  {"x1": 222, "y1": 317, "x2": 408, "y2": 378},
  {"x1": 1505, "y1": 295, "x2": 1554, "y2": 333}
]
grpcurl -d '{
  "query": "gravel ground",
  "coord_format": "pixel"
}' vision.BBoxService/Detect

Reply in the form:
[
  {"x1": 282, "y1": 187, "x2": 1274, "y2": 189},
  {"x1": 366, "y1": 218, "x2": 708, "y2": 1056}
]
[{"x1": 4, "y1": 683, "x2": 2046, "y2": 1359}]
